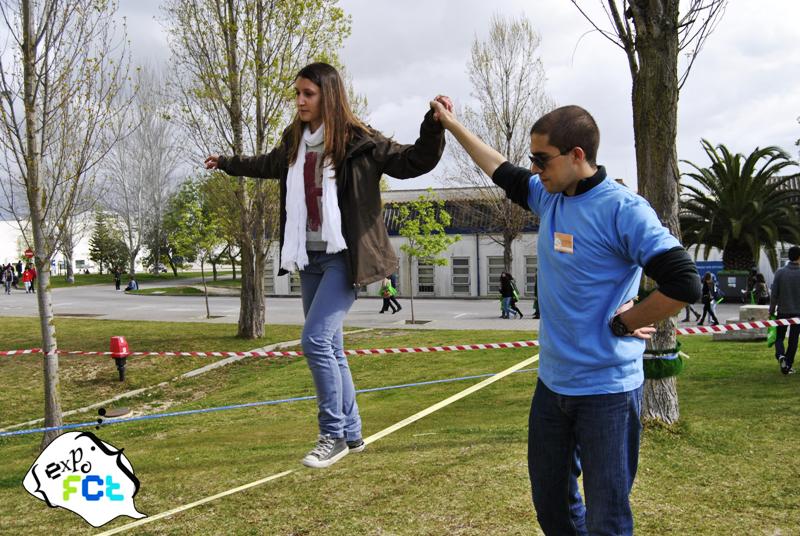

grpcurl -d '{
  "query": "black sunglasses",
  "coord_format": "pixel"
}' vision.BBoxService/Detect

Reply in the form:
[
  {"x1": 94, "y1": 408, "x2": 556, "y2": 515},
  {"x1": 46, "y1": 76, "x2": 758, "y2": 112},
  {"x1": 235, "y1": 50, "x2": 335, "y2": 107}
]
[{"x1": 528, "y1": 148, "x2": 572, "y2": 170}]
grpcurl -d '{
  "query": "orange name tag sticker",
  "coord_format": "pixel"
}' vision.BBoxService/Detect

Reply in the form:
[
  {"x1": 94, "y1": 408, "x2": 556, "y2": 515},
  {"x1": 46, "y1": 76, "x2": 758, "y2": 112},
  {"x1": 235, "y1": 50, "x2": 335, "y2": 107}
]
[{"x1": 553, "y1": 232, "x2": 574, "y2": 254}]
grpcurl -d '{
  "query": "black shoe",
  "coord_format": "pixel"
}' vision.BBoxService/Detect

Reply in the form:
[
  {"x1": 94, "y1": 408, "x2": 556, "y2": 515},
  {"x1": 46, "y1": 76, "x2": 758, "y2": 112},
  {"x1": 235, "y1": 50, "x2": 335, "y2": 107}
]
[
  {"x1": 697, "y1": 322, "x2": 704, "y2": 326},
  {"x1": 682, "y1": 318, "x2": 690, "y2": 322},
  {"x1": 346, "y1": 439, "x2": 366, "y2": 453},
  {"x1": 711, "y1": 321, "x2": 719, "y2": 326}
]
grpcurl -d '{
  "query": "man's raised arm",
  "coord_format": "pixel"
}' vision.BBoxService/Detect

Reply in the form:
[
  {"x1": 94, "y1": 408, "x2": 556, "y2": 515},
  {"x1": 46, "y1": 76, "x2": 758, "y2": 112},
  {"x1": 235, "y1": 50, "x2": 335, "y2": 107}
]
[{"x1": 430, "y1": 99, "x2": 506, "y2": 178}]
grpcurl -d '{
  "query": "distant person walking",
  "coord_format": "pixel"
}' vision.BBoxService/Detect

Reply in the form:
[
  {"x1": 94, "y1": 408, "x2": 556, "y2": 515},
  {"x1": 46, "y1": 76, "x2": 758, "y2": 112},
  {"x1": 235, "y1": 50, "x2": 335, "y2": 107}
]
[
  {"x1": 2, "y1": 266, "x2": 13, "y2": 294},
  {"x1": 378, "y1": 277, "x2": 399, "y2": 314},
  {"x1": 113, "y1": 268, "x2": 122, "y2": 291},
  {"x1": 499, "y1": 272, "x2": 515, "y2": 319},
  {"x1": 698, "y1": 272, "x2": 719, "y2": 326},
  {"x1": 755, "y1": 273, "x2": 770, "y2": 305},
  {"x1": 770, "y1": 246, "x2": 800, "y2": 375},
  {"x1": 21, "y1": 266, "x2": 33, "y2": 293}
]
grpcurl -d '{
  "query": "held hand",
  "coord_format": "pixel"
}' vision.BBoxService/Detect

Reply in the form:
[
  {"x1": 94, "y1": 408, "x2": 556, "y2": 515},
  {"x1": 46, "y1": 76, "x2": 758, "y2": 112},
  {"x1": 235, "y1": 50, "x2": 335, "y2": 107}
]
[
  {"x1": 204, "y1": 155, "x2": 220, "y2": 170},
  {"x1": 430, "y1": 98, "x2": 455, "y2": 128},
  {"x1": 434, "y1": 94, "x2": 453, "y2": 112}
]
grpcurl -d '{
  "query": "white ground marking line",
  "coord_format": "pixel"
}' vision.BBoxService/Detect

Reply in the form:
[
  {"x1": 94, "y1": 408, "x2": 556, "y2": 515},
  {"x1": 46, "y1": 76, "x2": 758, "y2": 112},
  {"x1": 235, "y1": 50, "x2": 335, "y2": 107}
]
[
  {"x1": 453, "y1": 312, "x2": 473, "y2": 319},
  {"x1": 96, "y1": 353, "x2": 539, "y2": 534}
]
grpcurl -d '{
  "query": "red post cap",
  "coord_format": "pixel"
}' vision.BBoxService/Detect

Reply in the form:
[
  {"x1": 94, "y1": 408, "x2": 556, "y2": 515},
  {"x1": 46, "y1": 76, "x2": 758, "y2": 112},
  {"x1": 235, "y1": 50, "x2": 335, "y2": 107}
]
[{"x1": 110, "y1": 336, "x2": 130, "y2": 358}]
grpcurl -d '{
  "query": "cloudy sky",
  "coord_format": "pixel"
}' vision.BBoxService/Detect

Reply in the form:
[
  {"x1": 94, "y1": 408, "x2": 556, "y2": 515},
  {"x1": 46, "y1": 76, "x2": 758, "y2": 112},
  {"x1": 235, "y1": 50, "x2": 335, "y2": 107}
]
[{"x1": 120, "y1": 0, "x2": 800, "y2": 191}]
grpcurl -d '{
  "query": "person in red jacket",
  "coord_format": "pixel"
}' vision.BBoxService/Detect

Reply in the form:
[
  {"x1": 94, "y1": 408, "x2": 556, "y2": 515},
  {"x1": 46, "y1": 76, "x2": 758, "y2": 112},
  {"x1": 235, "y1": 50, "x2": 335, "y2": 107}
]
[{"x1": 22, "y1": 267, "x2": 33, "y2": 293}]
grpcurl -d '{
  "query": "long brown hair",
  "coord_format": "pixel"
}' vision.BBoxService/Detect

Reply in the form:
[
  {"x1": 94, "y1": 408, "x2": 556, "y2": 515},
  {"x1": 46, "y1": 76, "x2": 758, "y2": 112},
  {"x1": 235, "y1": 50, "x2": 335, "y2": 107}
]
[{"x1": 287, "y1": 62, "x2": 369, "y2": 169}]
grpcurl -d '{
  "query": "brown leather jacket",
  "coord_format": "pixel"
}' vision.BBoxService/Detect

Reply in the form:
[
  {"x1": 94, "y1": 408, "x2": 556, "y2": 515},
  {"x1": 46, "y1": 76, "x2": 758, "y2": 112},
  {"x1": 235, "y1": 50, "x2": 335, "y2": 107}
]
[{"x1": 218, "y1": 109, "x2": 445, "y2": 288}]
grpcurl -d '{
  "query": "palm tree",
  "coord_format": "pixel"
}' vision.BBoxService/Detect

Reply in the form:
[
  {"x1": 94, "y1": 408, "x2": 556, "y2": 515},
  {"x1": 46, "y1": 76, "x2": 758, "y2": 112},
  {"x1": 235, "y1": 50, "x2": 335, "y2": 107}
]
[{"x1": 680, "y1": 140, "x2": 800, "y2": 270}]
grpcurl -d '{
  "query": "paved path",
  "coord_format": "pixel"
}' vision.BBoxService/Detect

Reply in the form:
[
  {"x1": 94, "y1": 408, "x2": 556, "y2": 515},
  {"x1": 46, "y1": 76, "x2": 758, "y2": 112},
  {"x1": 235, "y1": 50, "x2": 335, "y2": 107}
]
[{"x1": 0, "y1": 282, "x2": 747, "y2": 333}]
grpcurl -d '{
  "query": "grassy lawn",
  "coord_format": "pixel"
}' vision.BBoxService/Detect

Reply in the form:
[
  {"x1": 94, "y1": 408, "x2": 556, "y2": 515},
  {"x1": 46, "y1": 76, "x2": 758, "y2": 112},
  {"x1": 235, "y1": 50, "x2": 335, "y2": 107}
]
[
  {"x1": 0, "y1": 317, "x2": 302, "y2": 427},
  {"x1": 0, "y1": 322, "x2": 797, "y2": 535},
  {"x1": 132, "y1": 287, "x2": 207, "y2": 296},
  {"x1": 46, "y1": 271, "x2": 235, "y2": 289}
]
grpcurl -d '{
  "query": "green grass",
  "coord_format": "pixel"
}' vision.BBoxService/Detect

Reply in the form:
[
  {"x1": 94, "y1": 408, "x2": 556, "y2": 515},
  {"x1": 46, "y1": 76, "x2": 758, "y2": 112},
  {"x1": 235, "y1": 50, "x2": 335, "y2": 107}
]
[
  {"x1": 0, "y1": 317, "x2": 301, "y2": 426},
  {"x1": 45, "y1": 271, "x2": 234, "y2": 289},
  {"x1": 131, "y1": 286, "x2": 206, "y2": 296},
  {"x1": 0, "y1": 322, "x2": 798, "y2": 535}
]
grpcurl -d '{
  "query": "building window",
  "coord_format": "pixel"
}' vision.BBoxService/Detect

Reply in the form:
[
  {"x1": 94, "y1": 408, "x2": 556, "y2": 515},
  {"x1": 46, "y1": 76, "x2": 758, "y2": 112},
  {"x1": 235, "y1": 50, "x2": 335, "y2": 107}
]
[
  {"x1": 264, "y1": 257, "x2": 274, "y2": 294},
  {"x1": 487, "y1": 256, "x2": 504, "y2": 294},
  {"x1": 289, "y1": 271, "x2": 302, "y2": 295},
  {"x1": 417, "y1": 258, "x2": 434, "y2": 294},
  {"x1": 452, "y1": 257, "x2": 470, "y2": 295},
  {"x1": 76, "y1": 259, "x2": 85, "y2": 269},
  {"x1": 525, "y1": 256, "x2": 538, "y2": 296}
]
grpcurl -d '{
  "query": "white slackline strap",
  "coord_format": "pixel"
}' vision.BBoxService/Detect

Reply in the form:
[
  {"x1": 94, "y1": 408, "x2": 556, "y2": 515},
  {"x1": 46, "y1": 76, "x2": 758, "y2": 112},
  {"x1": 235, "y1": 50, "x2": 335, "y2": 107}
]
[
  {"x1": 96, "y1": 470, "x2": 294, "y2": 535},
  {"x1": 364, "y1": 354, "x2": 539, "y2": 445},
  {"x1": 96, "y1": 354, "x2": 539, "y2": 535}
]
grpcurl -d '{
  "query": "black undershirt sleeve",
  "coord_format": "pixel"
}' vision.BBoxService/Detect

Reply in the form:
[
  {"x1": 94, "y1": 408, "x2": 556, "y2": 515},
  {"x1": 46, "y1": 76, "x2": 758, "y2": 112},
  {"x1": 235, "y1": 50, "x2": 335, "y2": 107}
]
[
  {"x1": 643, "y1": 246, "x2": 702, "y2": 303},
  {"x1": 491, "y1": 161, "x2": 533, "y2": 210}
]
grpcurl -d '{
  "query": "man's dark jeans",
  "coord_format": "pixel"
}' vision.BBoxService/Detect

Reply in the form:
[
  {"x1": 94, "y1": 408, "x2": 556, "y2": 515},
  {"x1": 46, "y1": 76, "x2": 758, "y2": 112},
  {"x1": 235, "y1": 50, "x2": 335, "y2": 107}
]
[
  {"x1": 528, "y1": 379, "x2": 643, "y2": 536},
  {"x1": 774, "y1": 313, "x2": 800, "y2": 369}
]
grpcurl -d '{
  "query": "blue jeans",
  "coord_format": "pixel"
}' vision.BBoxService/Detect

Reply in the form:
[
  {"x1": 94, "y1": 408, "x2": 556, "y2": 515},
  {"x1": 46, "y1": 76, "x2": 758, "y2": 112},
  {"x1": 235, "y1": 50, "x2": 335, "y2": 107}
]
[
  {"x1": 501, "y1": 297, "x2": 512, "y2": 318},
  {"x1": 528, "y1": 379, "x2": 643, "y2": 536},
  {"x1": 300, "y1": 251, "x2": 362, "y2": 441}
]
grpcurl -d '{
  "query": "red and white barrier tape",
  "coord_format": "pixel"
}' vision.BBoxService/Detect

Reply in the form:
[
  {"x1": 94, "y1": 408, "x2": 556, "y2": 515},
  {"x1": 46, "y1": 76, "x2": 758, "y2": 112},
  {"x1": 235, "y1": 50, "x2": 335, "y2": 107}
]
[
  {"x1": 675, "y1": 316, "x2": 800, "y2": 335},
  {"x1": 0, "y1": 340, "x2": 540, "y2": 358},
  {"x1": 3, "y1": 318, "x2": 797, "y2": 358}
]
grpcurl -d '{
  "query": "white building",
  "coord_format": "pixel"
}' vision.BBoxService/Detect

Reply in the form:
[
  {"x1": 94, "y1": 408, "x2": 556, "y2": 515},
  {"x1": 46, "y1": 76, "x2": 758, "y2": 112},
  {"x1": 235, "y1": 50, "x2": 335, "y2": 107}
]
[
  {"x1": 263, "y1": 187, "x2": 540, "y2": 298},
  {"x1": 0, "y1": 218, "x2": 98, "y2": 274}
]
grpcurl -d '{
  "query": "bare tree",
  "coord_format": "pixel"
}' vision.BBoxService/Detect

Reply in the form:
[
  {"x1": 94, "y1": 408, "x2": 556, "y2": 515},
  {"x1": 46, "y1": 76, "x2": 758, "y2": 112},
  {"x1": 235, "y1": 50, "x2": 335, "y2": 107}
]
[
  {"x1": 571, "y1": 0, "x2": 727, "y2": 424},
  {"x1": 56, "y1": 192, "x2": 97, "y2": 283},
  {"x1": 447, "y1": 13, "x2": 555, "y2": 271},
  {"x1": 0, "y1": 0, "x2": 132, "y2": 449},
  {"x1": 105, "y1": 66, "x2": 182, "y2": 276},
  {"x1": 163, "y1": 0, "x2": 350, "y2": 338}
]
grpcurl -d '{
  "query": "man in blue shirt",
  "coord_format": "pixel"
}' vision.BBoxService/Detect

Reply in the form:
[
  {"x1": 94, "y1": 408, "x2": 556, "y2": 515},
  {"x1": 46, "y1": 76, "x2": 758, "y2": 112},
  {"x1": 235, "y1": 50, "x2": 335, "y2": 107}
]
[{"x1": 430, "y1": 100, "x2": 701, "y2": 535}]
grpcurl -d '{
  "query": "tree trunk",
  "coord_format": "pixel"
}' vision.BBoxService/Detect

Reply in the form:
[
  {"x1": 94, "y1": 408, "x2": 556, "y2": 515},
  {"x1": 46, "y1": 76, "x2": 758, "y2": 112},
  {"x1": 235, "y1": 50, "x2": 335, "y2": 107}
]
[
  {"x1": 408, "y1": 256, "x2": 416, "y2": 323},
  {"x1": 503, "y1": 229, "x2": 514, "y2": 273},
  {"x1": 631, "y1": 7, "x2": 681, "y2": 425},
  {"x1": 201, "y1": 257, "x2": 211, "y2": 319},
  {"x1": 64, "y1": 250, "x2": 74, "y2": 284},
  {"x1": 722, "y1": 244, "x2": 755, "y2": 270},
  {"x1": 231, "y1": 252, "x2": 237, "y2": 280},
  {"x1": 154, "y1": 226, "x2": 163, "y2": 277},
  {"x1": 128, "y1": 249, "x2": 137, "y2": 278},
  {"x1": 237, "y1": 238, "x2": 265, "y2": 338},
  {"x1": 641, "y1": 373, "x2": 679, "y2": 424},
  {"x1": 22, "y1": 0, "x2": 62, "y2": 450}
]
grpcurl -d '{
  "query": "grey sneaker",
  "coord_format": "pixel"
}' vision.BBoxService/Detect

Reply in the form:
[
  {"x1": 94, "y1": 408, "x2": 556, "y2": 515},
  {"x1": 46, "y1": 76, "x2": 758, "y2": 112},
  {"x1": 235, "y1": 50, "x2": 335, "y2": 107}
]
[
  {"x1": 779, "y1": 356, "x2": 790, "y2": 375},
  {"x1": 302, "y1": 434, "x2": 348, "y2": 468},
  {"x1": 347, "y1": 439, "x2": 366, "y2": 453}
]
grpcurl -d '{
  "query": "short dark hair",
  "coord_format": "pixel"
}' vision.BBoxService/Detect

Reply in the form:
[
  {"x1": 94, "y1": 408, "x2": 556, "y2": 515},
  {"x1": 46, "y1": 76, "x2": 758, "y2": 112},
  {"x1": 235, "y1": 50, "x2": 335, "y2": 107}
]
[
  {"x1": 789, "y1": 246, "x2": 800, "y2": 261},
  {"x1": 530, "y1": 105, "x2": 600, "y2": 166}
]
